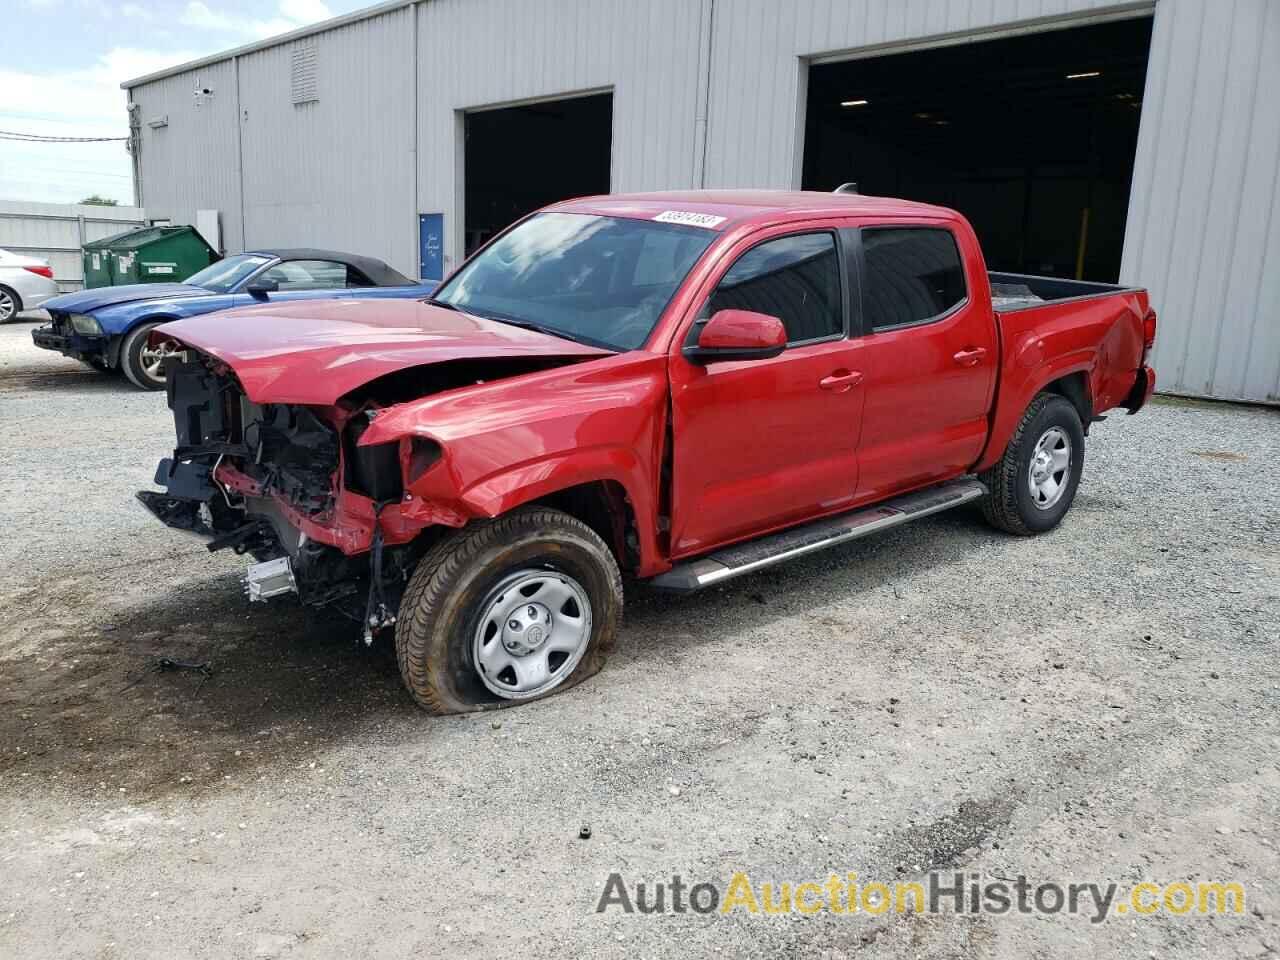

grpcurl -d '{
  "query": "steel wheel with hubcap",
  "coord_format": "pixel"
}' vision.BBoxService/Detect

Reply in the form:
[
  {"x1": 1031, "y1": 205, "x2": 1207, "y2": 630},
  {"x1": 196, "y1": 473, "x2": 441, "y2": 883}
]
[
  {"x1": 473, "y1": 569, "x2": 592, "y2": 699},
  {"x1": 980, "y1": 392, "x2": 1085, "y2": 535},
  {"x1": 395, "y1": 506, "x2": 622, "y2": 714}
]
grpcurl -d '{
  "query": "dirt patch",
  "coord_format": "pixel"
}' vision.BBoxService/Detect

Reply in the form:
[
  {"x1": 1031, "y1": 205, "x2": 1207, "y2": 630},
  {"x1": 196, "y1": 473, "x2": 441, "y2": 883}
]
[
  {"x1": 877, "y1": 795, "x2": 1018, "y2": 874},
  {"x1": 0, "y1": 571, "x2": 414, "y2": 801},
  {"x1": 1189, "y1": 450, "x2": 1248, "y2": 462}
]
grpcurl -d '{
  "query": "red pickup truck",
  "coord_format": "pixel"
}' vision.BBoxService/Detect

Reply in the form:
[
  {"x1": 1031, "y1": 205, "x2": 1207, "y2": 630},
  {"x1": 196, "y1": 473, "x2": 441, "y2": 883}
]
[{"x1": 138, "y1": 191, "x2": 1156, "y2": 713}]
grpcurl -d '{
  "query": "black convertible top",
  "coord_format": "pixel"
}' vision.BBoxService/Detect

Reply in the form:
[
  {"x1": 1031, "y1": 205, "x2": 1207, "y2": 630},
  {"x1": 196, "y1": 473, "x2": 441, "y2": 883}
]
[{"x1": 246, "y1": 248, "x2": 415, "y2": 287}]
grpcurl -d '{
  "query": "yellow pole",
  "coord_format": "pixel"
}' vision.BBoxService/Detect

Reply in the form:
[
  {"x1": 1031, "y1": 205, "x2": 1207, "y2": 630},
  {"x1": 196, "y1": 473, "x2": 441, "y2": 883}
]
[{"x1": 1075, "y1": 207, "x2": 1091, "y2": 280}]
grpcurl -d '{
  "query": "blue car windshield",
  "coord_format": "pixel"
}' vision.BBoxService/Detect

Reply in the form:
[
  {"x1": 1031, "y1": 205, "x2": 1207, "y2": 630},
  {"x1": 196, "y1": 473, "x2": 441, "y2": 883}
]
[
  {"x1": 431, "y1": 212, "x2": 716, "y2": 351},
  {"x1": 186, "y1": 254, "x2": 272, "y2": 293}
]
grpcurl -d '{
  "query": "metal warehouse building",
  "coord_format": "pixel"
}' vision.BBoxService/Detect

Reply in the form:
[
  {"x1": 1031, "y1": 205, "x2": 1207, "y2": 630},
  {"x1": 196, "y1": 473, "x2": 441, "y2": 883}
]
[{"x1": 122, "y1": 0, "x2": 1279, "y2": 404}]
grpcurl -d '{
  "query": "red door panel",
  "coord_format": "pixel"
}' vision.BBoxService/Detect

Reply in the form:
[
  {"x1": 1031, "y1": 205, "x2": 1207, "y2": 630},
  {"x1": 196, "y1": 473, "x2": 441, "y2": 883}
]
[
  {"x1": 666, "y1": 222, "x2": 865, "y2": 558},
  {"x1": 855, "y1": 308, "x2": 996, "y2": 501},
  {"x1": 853, "y1": 223, "x2": 997, "y2": 501},
  {"x1": 668, "y1": 339, "x2": 866, "y2": 556}
]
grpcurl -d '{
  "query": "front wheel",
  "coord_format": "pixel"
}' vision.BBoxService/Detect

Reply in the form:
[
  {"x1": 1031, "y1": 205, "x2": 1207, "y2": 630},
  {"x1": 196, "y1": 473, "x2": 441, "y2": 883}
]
[
  {"x1": 395, "y1": 506, "x2": 622, "y2": 714},
  {"x1": 980, "y1": 393, "x2": 1085, "y2": 535},
  {"x1": 121, "y1": 321, "x2": 180, "y2": 391}
]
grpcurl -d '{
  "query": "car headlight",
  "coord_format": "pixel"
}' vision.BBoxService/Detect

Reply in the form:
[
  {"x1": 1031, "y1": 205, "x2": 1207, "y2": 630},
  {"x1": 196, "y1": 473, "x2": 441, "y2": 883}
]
[{"x1": 69, "y1": 313, "x2": 103, "y2": 336}]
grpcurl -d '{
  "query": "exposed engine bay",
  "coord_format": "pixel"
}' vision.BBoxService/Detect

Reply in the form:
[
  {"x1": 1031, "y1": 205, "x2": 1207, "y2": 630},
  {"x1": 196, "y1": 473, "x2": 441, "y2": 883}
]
[{"x1": 137, "y1": 352, "x2": 459, "y2": 640}]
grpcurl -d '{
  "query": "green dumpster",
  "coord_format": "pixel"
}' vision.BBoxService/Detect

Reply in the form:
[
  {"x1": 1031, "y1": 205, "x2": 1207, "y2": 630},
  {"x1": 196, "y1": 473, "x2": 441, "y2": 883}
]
[{"x1": 81, "y1": 225, "x2": 220, "y2": 288}]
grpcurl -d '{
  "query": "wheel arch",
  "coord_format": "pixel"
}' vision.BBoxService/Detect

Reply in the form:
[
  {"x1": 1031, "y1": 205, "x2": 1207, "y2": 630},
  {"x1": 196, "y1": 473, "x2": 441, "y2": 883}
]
[
  {"x1": 975, "y1": 358, "x2": 1094, "y2": 474},
  {"x1": 1041, "y1": 371, "x2": 1092, "y2": 429},
  {"x1": 529, "y1": 480, "x2": 639, "y2": 573}
]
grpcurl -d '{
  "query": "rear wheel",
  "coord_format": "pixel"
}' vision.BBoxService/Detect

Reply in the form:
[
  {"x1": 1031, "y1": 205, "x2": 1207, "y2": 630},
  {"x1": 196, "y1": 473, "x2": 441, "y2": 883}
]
[
  {"x1": 0, "y1": 285, "x2": 20, "y2": 323},
  {"x1": 980, "y1": 393, "x2": 1085, "y2": 535},
  {"x1": 121, "y1": 321, "x2": 179, "y2": 390},
  {"x1": 395, "y1": 506, "x2": 622, "y2": 714}
]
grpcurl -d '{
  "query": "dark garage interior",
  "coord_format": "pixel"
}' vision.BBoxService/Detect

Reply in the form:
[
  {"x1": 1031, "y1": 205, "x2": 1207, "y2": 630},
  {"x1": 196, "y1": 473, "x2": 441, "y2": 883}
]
[
  {"x1": 463, "y1": 92, "x2": 613, "y2": 254},
  {"x1": 802, "y1": 18, "x2": 1153, "y2": 282}
]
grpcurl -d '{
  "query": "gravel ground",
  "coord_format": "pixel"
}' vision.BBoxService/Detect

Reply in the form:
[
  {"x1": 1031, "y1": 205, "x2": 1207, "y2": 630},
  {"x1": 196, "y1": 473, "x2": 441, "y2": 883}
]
[{"x1": 1, "y1": 319, "x2": 1278, "y2": 959}]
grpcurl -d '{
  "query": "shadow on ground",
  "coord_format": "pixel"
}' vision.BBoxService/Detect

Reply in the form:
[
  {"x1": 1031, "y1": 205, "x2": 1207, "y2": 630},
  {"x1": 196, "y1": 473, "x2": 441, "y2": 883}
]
[
  {"x1": 0, "y1": 509, "x2": 998, "y2": 801},
  {"x1": 0, "y1": 572, "x2": 413, "y2": 800},
  {"x1": 0, "y1": 362, "x2": 141, "y2": 395}
]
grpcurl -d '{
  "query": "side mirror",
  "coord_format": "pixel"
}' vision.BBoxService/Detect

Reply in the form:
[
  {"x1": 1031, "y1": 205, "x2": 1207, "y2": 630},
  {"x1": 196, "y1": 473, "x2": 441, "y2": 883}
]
[
  {"x1": 683, "y1": 309, "x2": 787, "y2": 364},
  {"x1": 246, "y1": 279, "x2": 278, "y2": 300}
]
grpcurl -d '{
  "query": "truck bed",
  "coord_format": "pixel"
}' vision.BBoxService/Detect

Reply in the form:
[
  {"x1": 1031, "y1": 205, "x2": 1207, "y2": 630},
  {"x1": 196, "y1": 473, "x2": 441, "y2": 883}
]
[{"x1": 989, "y1": 271, "x2": 1144, "y2": 311}]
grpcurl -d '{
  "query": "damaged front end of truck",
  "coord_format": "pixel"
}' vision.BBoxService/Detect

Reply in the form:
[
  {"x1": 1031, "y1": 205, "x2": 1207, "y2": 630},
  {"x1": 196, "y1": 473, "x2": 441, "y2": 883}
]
[
  {"x1": 137, "y1": 351, "x2": 472, "y2": 642},
  {"x1": 132, "y1": 294, "x2": 658, "y2": 661}
]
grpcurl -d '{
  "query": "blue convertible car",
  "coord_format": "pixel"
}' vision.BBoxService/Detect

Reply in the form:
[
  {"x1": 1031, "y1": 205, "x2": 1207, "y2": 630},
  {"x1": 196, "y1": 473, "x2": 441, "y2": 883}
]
[{"x1": 32, "y1": 248, "x2": 431, "y2": 389}]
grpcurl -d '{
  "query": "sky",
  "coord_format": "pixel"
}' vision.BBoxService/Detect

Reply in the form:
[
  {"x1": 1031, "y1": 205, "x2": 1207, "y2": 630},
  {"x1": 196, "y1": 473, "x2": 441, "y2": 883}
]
[{"x1": 0, "y1": 0, "x2": 368, "y2": 206}]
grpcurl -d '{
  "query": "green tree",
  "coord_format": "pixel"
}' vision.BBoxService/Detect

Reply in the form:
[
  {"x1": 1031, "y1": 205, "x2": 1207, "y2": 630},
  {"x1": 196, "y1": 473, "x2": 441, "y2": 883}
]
[{"x1": 79, "y1": 195, "x2": 118, "y2": 206}]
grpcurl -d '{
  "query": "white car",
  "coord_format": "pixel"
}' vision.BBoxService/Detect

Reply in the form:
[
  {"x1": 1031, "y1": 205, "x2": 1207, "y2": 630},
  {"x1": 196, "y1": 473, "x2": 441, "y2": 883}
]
[{"x1": 0, "y1": 248, "x2": 59, "y2": 322}]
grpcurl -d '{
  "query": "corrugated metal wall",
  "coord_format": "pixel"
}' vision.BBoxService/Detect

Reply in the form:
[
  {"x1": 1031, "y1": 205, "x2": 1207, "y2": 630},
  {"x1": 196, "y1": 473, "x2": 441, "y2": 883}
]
[
  {"x1": 1122, "y1": 0, "x2": 1280, "y2": 404},
  {"x1": 131, "y1": 58, "x2": 243, "y2": 254},
  {"x1": 414, "y1": 0, "x2": 710, "y2": 271},
  {"x1": 236, "y1": 6, "x2": 417, "y2": 273},
  {"x1": 0, "y1": 200, "x2": 146, "y2": 291},
  {"x1": 125, "y1": 0, "x2": 1280, "y2": 402}
]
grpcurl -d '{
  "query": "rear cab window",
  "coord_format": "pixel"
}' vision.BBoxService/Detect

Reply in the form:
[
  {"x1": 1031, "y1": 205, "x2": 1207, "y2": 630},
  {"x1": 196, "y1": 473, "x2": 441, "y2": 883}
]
[{"x1": 859, "y1": 227, "x2": 967, "y2": 331}]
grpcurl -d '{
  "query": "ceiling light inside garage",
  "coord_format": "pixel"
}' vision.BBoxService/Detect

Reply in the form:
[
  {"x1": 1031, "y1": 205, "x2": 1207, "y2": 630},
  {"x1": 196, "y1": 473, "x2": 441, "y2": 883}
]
[
  {"x1": 1066, "y1": 70, "x2": 1102, "y2": 79},
  {"x1": 840, "y1": 99, "x2": 869, "y2": 107}
]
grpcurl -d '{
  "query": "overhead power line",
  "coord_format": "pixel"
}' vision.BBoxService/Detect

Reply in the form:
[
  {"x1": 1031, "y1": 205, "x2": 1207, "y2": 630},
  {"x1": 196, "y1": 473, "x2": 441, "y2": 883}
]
[{"x1": 0, "y1": 130, "x2": 130, "y2": 143}]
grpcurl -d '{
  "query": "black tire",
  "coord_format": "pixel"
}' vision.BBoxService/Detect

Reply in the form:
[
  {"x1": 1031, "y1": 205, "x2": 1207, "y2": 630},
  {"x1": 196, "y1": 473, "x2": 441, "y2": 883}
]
[
  {"x1": 120, "y1": 321, "x2": 166, "y2": 390},
  {"x1": 979, "y1": 393, "x2": 1085, "y2": 535},
  {"x1": 395, "y1": 506, "x2": 622, "y2": 714},
  {"x1": 0, "y1": 285, "x2": 21, "y2": 323}
]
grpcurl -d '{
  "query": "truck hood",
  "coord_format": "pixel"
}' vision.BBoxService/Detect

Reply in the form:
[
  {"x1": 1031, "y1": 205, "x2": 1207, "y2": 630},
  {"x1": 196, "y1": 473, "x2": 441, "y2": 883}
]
[
  {"x1": 156, "y1": 298, "x2": 613, "y2": 405},
  {"x1": 44, "y1": 283, "x2": 210, "y2": 314}
]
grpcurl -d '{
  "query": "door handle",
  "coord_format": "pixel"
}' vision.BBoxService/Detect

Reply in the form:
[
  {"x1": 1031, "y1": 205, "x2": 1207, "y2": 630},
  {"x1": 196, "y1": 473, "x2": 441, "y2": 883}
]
[
  {"x1": 819, "y1": 370, "x2": 864, "y2": 392},
  {"x1": 953, "y1": 347, "x2": 987, "y2": 366}
]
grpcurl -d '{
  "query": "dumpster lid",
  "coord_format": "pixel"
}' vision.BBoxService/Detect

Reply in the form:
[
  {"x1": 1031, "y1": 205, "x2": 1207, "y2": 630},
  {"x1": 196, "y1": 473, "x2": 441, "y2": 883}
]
[
  {"x1": 83, "y1": 225, "x2": 217, "y2": 257},
  {"x1": 82, "y1": 226, "x2": 150, "y2": 250}
]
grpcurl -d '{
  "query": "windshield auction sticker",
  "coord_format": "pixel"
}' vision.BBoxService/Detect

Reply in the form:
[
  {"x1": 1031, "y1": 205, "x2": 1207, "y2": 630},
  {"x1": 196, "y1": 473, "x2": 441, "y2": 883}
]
[{"x1": 653, "y1": 210, "x2": 728, "y2": 229}]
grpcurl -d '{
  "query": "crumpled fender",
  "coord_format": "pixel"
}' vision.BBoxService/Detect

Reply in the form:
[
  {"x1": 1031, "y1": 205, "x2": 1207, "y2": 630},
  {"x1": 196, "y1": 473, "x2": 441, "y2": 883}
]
[
  {"x1": 357, "y1": 351, "x2": 672, "y2": 574},
  {"x1": 975, "y1": 291, "x2": 1147, "y2": 473}
]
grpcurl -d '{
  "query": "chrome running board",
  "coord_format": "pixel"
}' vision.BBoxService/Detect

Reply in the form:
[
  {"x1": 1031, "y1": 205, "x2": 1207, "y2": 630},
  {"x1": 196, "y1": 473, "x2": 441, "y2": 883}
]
[{"x1": 649, "y1": 478, "x2": 986, "y2": 593}]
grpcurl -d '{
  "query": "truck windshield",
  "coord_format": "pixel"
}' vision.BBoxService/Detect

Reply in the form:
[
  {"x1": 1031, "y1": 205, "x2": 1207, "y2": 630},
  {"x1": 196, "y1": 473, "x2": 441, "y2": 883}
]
[
  {"x1": 186, "y1": 254, "x2": 272, "y2": 293},
  {"x1": 431, "y1": 212, "x2": 716, "y2": 350}
]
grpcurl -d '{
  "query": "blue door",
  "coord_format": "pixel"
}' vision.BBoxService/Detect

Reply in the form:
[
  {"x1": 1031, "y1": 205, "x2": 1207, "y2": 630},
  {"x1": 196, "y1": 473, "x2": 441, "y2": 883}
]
[{"x1": 419, "y1": 213, "x2": 444, "y2": 283}]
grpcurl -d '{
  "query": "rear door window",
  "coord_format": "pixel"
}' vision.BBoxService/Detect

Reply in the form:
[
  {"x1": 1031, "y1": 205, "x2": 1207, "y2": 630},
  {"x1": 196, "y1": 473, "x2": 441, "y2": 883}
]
[
  {"x1": 860, "y1": 227, "x2": 967, "y2": 331},
  {"x1": 708, "y1": 232, "x2": 843, "y2": 344}
]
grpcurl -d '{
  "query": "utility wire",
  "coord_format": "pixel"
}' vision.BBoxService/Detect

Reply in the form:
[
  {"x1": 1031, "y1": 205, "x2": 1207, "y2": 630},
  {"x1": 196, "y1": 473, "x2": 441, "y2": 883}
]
[{"x1": 0, "y1": 130, "x2": 130, "y2": 143}]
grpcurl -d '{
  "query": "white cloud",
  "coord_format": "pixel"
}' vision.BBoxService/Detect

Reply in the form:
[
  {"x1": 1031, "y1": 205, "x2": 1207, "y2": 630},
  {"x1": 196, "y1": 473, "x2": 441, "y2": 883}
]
[
  {"x1": 0, "y1": 0, "x2": 338, "y2": 204},
  {"x1": 180, "y1": 1, "x2": 235, "y2": 31},
  {"x1": 0, "y1": 48, "x2": 205, "y2": 204},
  {"x1": 180, "y1": 0, "x2": 333, "y2": 39},
  {"x1": 279, "y1": 0, "x2": 332, "y2": 22}
]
